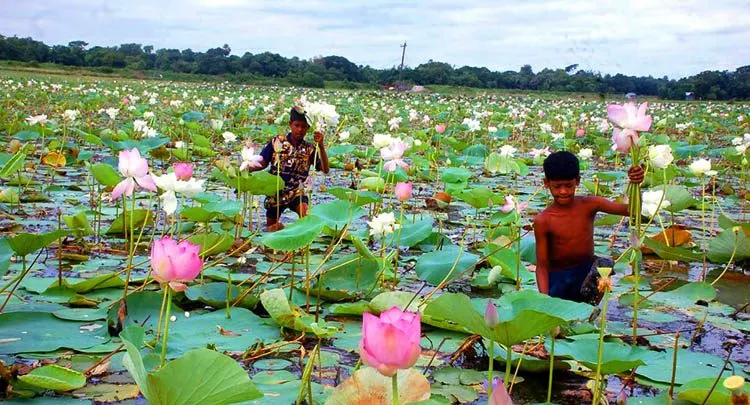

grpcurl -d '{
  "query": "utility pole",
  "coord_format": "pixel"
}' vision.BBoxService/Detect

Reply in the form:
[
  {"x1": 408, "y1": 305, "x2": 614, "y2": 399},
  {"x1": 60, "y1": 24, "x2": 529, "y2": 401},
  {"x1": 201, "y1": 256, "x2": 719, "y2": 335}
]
[{"x1": 399, "y1": 42, "x2": 407, "y2": 83}]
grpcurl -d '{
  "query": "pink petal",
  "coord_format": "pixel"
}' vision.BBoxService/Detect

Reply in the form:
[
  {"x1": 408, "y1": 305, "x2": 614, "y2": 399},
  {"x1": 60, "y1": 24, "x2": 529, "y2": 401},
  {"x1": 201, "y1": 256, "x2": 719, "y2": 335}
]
[
  {"x1": 135, "y1": 174, "x2": 157, "y2": 192},
  {"x1": 489, "y1": 379, "x2": 513, "y2": 405},
  {"x1": 117, "y1": 150, "x2": 132, "y2": 175},
  {"x1": 111, "y1": 178, "x2": 135, "y2": 201},
  {"x1": 383, "y1": 161, "x2": 397, "y2": 172},
  {"x1": 606, "y1": 104, "x2": 628, "y2": 128}
]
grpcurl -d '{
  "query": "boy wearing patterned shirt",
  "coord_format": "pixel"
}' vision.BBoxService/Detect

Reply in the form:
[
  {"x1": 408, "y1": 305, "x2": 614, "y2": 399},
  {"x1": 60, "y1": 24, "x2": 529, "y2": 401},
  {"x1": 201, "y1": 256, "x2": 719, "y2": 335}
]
[{"x1": 250, "y1": 106, "x2": 329, "y2": 231}]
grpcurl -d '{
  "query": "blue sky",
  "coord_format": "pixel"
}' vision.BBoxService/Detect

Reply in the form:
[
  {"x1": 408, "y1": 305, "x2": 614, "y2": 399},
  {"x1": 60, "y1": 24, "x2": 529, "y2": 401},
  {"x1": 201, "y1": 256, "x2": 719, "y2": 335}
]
[{"x1": 1, "y1": 0, "x2": 748, "y2": 78}]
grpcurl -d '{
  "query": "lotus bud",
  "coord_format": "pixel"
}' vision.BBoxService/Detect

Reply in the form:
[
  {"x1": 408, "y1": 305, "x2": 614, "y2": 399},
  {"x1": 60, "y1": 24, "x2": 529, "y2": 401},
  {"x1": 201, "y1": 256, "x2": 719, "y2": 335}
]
[{"x1": 484, "y1": 301, "x2": 499, "y2": 328}]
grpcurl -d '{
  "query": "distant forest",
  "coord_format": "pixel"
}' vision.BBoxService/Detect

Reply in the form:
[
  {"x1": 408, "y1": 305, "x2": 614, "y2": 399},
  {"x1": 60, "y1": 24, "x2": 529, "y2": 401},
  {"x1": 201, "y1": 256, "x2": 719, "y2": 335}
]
[{"x1": 1, "y1": 34, "x2": 748, "y2": 100}]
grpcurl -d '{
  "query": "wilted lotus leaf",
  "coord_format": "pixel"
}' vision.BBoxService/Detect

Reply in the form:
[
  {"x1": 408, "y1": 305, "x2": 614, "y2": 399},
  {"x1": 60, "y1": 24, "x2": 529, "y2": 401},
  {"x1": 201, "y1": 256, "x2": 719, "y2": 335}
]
[{"x1": 324, "y1": 367, "x2": 430, "y2": 405}]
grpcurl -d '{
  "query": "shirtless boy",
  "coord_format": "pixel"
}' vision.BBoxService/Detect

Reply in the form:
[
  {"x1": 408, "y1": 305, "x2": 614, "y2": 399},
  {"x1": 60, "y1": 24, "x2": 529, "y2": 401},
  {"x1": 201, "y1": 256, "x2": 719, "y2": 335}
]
[{"x1": 533, "y1": 151, "x2": 644, "y2": 302}]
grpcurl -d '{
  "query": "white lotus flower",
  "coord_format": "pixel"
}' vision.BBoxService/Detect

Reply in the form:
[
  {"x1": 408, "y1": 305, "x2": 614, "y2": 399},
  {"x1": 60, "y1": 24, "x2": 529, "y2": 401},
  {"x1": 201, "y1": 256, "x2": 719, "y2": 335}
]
[
  {"x1": 105, "y1": 108, "x2": 119, "y2": 120},
  {"x1": 174, "y1": 141, "x2": 185, "y2": 149},
  {"x1": 240, "y1": 146, "x2": 264, "y2": 170},
  {"x1": 143, "y1": 111, "x2": 155, "y2": 119},
  {"x1": 689, "y1": 158, "x2": 717, "y2": 176},
  {"x1": 530, "y1": 147, "x2": 551, "y2": 159},
  {"x1": 388, "y1": 116, "x2": 402, "y2": 131},
  {"x1": 63, "y1": 110, "x2": 79, "y2": 122},
  {"x1": 26, "y1": 114, "x2": 48, "y2": 126},
  {"x1": 133, "y1": 119, "x2": 149, "y2": 133},
  {"x1": 364, "y1": 117, "x2": 376, "y2": 127},
  {"x1": 222, "y1": 131, "x2": 237, "y2": 144},
  {"x1": 338, "y1": 131, "x2": 350, "y2": 142},
  {"x1": 210, "y1": 119, "x2": 224, "y2": 131},
  {"x1": 372, "y1": 133, "x2": 393, "y2": 149},
  {"x1": 578, "y1": 148, "x2": 593, "y2": 160},
  {"x1": 648, "y1": 144, "x2": 674, "y2": 169},
  {"x1": 367, "y1": 212, "x2": 400, "y2": 237},
  {"x1": 174, "y1": 177, "x2": 205, "y2": 197},
  {"x1": 539, "y1": 123, "x2": 553, "y2": 133},
  {"x1": 302, "y1": 100, "x2": 340, "y2": 130},
  {"x1": 462, "y1": 118, "x2": 481, "y2": 132},
  {"x1": 641, "y1": 190, "x2": 671, "y2": 217},
  {"x1": 499, "y1": 145, "x2": 517, "y2": 158}
]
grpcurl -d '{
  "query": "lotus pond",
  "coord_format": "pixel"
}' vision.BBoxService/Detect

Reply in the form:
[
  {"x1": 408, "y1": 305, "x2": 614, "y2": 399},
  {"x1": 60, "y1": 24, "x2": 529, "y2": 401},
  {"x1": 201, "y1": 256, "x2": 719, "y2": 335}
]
[{"x1": 0, "y1": 72, "x2": 748, "y2": 404}]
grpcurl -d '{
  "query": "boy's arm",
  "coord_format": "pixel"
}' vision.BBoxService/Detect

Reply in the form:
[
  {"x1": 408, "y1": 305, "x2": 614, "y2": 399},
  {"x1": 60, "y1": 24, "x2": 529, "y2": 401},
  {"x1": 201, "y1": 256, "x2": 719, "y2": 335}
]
[
  {"x1": 249, "y1": 141, "x2": 272, "y2": 172},
  {"x1": 313, "y1": 131, "x2": 330, "y2": 174},
  {"x1": 593, "y1": 166, "x2": 645, "y2": 216},
  {"x1": 533, "y1": 215, "x2": 550, "y2": 295}
]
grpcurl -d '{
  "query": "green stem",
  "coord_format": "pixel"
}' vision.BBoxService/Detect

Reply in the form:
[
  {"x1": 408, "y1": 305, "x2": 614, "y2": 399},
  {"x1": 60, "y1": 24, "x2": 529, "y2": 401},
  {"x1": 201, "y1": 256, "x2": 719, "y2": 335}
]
[
  {"x1": 155, "y1": 286, "x2": 168, "y2": 339},
  {"x1": 160, "y1": 287, "x2": 173, "y2": 367},
  {"x1": 488, "y1": 340, "x2": 495, "y2": 397},
  {"x1": 121, "y1": 194, "x2": 136, "y2": 309},
  {"x1": 394, "y1": 204, "x2": 404, "y2": 286},
  {"x1": 547, "y1": 336, "x2": 555, "y2": 404},
  {"x1": 505, "y1": 344, "x2": 512, "y2": 389},
  {"x1": 392, "y1": 372, "x2": 399, "y2": 405},
  {"x1": 593, "y1": 288, "x2": 610, "y2": 404},
  {"x1": 226, "y1": 272, "x2": 232, "y2": 319}
]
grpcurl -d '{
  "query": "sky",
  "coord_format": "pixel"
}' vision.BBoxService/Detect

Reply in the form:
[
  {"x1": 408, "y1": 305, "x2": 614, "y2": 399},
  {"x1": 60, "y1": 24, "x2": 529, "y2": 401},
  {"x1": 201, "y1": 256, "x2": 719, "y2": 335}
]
[{"x1": 1, "y1": 0, "x2": 749, "y2": 79}]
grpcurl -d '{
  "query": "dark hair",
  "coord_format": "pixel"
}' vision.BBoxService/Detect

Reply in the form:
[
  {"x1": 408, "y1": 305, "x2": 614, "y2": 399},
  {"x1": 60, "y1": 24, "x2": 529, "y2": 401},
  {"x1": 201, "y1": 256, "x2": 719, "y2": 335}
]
[
  {"x1": 289, "y1": 106, "x2": 308, "y2": 123},
  {"x1": 543, "y1": 151, "x2": 580, "y2": 180}
]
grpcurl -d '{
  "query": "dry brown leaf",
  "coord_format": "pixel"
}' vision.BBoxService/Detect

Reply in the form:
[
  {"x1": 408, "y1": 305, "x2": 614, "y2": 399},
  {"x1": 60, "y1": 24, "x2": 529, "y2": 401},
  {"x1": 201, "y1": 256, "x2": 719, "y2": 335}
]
[
  {"x1": 88, "y1": 361, "x2": 110, "y2": 377},
  {"x1": 42, "y1": 151, "x2": 67, "y2": 168},
  {"x1": 642, "y1": 225, "x2": 693, "y2": 254}
]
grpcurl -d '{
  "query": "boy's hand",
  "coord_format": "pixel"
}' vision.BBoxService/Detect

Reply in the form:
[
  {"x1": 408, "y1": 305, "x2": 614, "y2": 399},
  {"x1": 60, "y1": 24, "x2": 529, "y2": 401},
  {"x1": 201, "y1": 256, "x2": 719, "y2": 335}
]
[
  {"x1": 313, "y1": 131, "x2": 324, "y2": 146},
  {"x1": 628, "y1": 165, "x2": 645, "y2": 184}
]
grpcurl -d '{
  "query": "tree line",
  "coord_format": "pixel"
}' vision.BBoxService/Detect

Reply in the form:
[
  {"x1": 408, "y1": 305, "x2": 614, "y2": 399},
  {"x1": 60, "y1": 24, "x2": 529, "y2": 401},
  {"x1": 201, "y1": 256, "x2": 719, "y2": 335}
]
[{"x1": 1, "y1": 34, "x2": 748, "y2": 100}]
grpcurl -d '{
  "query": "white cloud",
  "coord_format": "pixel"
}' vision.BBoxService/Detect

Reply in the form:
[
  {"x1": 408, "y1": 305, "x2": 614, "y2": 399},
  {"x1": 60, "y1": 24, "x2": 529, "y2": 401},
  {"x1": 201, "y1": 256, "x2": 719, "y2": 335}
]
[{"x1": 1, "y1": 0, "x2": 748, "y2": 78}]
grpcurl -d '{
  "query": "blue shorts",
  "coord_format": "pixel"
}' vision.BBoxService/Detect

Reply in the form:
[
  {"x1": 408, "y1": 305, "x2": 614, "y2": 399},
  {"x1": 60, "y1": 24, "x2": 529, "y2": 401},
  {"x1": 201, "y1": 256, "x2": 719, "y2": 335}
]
[{"x1": 548, "y1": 258, "x2": 596, "y2": 303}]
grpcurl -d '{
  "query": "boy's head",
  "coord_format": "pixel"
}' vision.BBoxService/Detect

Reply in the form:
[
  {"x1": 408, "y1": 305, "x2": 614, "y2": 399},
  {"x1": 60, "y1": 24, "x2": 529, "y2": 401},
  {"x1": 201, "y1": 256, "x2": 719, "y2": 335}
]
[
  {"x1": 543, "y1": 151, "x2": 580, "y2": 205},
  {"x1": 289, "y1": 106, "x2": 310, "y2": 140}
]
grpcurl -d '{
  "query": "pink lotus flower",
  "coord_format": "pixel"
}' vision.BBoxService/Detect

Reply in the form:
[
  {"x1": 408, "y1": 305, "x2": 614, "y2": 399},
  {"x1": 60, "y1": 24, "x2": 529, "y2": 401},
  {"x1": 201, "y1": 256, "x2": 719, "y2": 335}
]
[
  {"x1": 381, "y1": 139, "x2": 409, "y2": 172},
  {"x1": 488, "y1": 377, "x2": 512, "y2": 405},
  {"x1": 575, "y1": 128, "x2": 585, "y2": 137},
  {"x1": 122, "y1": 97, "x2": 130, "y2": 104},
  {"x1": 500, "y1": 195, "x2": 527, "y2": 214},
  {"x1": 484, "y1": 301, "x2": 499, "y2": 328},
  {"x1": 394, "y1": 182, "x2": 412, "y2": 202},
  {"x1": 435, "y1": 124, "x2": 446, "y2": 134},
  {"x1": 538, "y1": 110, "x2": 545, "y2": 118},
  {"x1": 173, "y1": 163, "x2": 193, "y2": 181},
  {"x1": 359, "y1": 307, "x2": 421, "y2": 377},
  {"x1": 111, "y1": 148, "x2": 157, "y2": 201},
  {"x1": 606, "y1": 102, "x2": 652, "y2": 132},
  {"x1": 611, "y1": 128, "x2": 640, "y2": 153},
  {"x1": 150, "y1": 237, "x2": 203, "y2": 291}
]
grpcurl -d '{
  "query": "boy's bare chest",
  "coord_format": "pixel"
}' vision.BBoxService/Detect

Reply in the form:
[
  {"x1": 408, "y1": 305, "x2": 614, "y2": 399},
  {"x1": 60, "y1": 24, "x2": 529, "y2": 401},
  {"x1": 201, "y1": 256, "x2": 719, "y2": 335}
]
[{"x1": 545, "y1": 209, "x2": 594, "y2": 240}]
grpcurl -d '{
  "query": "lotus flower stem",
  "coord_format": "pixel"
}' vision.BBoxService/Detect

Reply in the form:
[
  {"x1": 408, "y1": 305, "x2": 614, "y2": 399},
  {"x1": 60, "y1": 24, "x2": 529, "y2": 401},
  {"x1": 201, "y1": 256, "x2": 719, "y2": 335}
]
[
  {"x1": 504, "y1": 344, "x2": 512, "y2": 389},
  {"x1": 159, "y1": 287, "x2": 173, "y2": 367},
  {"x1": 487, "y1": 340, "x2": 495, "y2": 397},
  {"x1": 289, "y1": 250, "x2": 296, "y2": 301},
  {"x1": 592, "y1": 287, "x2": 610, "y2": 404},
  {"x1": 226, "y1": 272, "x2": 232, "y2": 319},
  {"x1": 700, "y1": 177, "x2": 707, "y2": 279},
  {"x1": 305, "y1": 245, "x2": 311, "y2": 312},
  {"x1": 156, "y1": 285, "x2": 168, "y2": 339},
  {"x1": 547, "y1": 336, "x2": 555, "y2": 404},
  {"x1": 392, "y1": 372, "x2": 399, "y2": 405},
  {"x1": 393, "y1": 204, "x2": 405, "y2": 286},
  {"x1": 121, "y1": 194, "x2": 137, "y2": 309},
  {"x1": 668, "y1": 331, "x2": 680, "y2": 399}
]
